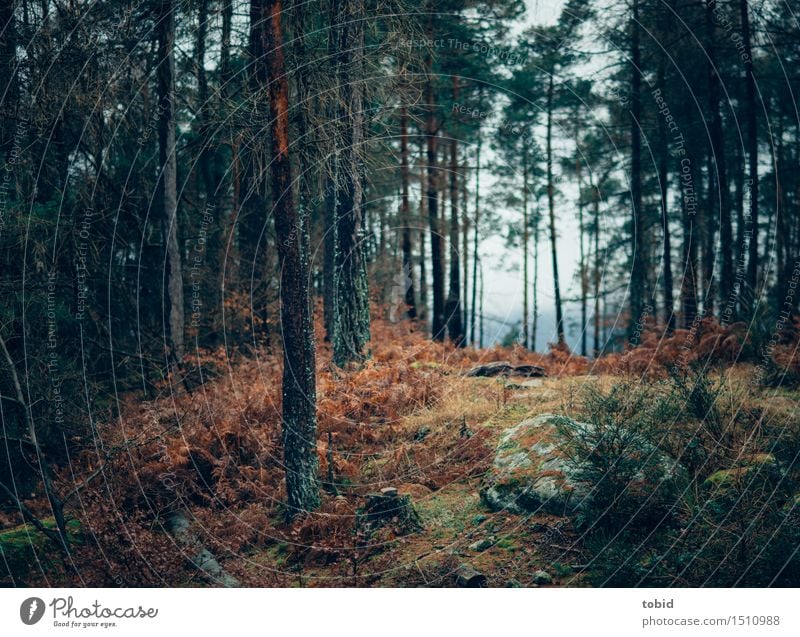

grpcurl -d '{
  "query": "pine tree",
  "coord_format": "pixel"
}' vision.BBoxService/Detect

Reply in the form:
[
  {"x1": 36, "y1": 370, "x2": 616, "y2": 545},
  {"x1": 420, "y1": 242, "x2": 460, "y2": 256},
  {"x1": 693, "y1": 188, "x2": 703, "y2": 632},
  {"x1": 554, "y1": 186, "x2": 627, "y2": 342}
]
[
  {"x1": 157, "y1": 0, "x2": 185, "y2": 360},
  {"x1": 253, "y1": 0, "x2": 320, "y2": 516}
]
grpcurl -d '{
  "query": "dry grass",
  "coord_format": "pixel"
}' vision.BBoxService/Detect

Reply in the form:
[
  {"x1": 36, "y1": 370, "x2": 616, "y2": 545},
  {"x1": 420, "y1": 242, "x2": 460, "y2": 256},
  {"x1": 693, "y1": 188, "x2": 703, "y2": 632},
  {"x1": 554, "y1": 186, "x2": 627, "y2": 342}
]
[{"x1": 4, "y1": 315, "x2": 799, "y2": 586}]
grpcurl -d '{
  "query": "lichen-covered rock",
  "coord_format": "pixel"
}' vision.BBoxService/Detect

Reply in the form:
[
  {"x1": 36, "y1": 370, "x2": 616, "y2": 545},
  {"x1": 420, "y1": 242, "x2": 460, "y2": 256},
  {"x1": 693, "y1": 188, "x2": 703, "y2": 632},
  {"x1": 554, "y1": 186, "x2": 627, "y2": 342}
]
[
  {"x1": 704, "y1": 453, "x2": 785, "y2": 505},
  {"x1": 465, "y1": 361, "x2": 546, "y2": 378},
  {"x1": 704, "y1": 453, "x2": 781, "y2": 487},
  {"x1": 479, "y1": 413, "x2": 686, "y2": 518},
  {"x1": 479, "y1": 414, "x2": 591, "y2": 516},
  {"x1": 468, "y1": 537, "x2": 494, "y2": 552}
]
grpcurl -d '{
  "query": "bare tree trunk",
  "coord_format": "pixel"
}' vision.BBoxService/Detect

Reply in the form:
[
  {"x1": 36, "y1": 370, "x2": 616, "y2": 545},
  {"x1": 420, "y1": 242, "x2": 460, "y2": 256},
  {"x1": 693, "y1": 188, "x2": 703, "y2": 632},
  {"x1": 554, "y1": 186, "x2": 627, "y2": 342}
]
[
  {"x1": 254, "y1": 0, "x2": 320, "y2": 517},
  {"x1": 734, "y1": 134, "x2": 745, "y2": 315},
  {"x1": 157, "y1": 0, "x2": 184, "y2": 359},
  {"x1": 445, "y1": 78, "x2": 464, "y2": 345},
  {"x1": 425, "y1": 52, "x2": 445, "y2": 341},
  {"x1": 220, "y1": 0, "x2": 233, "y2": 85},
  {"x1": 775, "y1": 114, "x2": 788, "y2": 304},
  {"x1": 546, "y1": 74, "x2": 564, "y2": 345},
  {"x1": 196, "y1": 0, "x2": 212, "y2": 201},
  {"x1": 217, "y1": 0, "x2": 238, "y2": 339},
  {"x1": 195, "y1": 0, "x2": 223, "y2": 345},
  {"x1": 701, "y1": 149, "x2": 717, "y2": 317},
  {"x1": 243, "y1": 0, "x2": 273, "y2": 342},
  {"x1": 705, "y1": 0, "x2": 732, "y2": 318},
  {"x1": 680, "y1": 150, "x2": 699, "y2": 329},
  {"x1": 657, "y1": 61, "x2": 675, "y2": 332},
  {"x1": 461, "y1": 158, "x2": 469, "y2": 339},
  {"x1": 741, "y1": 0, "x2": 758, "y2": 310},
  {"x1": 400, "y1": 105, "x2": 417, "y2": 319},
  {"x1": 0, "y1": 0, "x2": 19, "y2": 158},
  {"x1": 522, "y1": 144, "x2": 530, "y2": 349},
  {"x1": 330, "y1": 0, "x2": 370, "y2": 366},
  {"x1": 418, "y1": 141, "x2": 429, "y2": 328},
  {"x1": 592, "y1": 185, "x2": 601, "y2": 355},
  {"x1": 470, "y1": 89, "x2": 482, "y2": 346},
  {"x1": 574, "y1": 123, "x2": 587, "y2": 356},
  {"x1": 629, "y1": 0, "x2": 646, "y2": 338},
  {"x1": 479, "y1": 257, "x2": 484, "y2": 348},
  {"x1": 419, "y1": 226, "x2": 428, "y2": 325},
  {"x1": 533, "y1": 199, "x2": 539, "y2": 351}
]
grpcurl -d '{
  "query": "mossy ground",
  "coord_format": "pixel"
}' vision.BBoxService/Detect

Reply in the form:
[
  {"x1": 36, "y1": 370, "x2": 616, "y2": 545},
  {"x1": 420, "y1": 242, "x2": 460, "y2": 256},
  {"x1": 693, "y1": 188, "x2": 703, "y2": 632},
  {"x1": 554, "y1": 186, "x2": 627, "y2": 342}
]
[
  {"x1": 4, "y1": 368, "x2": 797, "y2": 587},
  {"x1": 0, "y1": 518, "x2": 80, "y2": 583}
]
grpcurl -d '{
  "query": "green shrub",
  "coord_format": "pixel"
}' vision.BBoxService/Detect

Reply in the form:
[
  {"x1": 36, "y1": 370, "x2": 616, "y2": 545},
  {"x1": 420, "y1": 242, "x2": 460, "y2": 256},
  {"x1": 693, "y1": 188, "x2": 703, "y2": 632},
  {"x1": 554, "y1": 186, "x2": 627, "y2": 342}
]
[{"x1": 567, "y1": 370, "x2": 800, "y2": 587}]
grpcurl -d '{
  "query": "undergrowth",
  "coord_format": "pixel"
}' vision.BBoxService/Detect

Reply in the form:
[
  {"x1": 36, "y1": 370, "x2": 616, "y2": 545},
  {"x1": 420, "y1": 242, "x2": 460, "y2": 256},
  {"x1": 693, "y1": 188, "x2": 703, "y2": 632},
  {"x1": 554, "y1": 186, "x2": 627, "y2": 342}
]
[{"x1": 564, "y1": 366, "x2": 800, "y2": 587}]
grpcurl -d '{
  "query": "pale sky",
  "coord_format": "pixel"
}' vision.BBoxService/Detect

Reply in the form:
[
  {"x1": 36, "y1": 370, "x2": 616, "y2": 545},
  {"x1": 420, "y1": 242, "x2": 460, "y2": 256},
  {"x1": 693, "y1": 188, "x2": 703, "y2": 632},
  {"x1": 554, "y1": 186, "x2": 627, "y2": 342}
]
[{"x1": 476, "y1": 0, "x2": 596, "y2": 351}]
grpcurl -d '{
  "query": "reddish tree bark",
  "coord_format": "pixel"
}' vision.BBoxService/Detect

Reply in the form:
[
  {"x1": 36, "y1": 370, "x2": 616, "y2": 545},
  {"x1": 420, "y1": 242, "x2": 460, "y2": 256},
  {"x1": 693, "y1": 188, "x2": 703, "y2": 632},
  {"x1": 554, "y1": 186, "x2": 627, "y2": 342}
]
[{"x1": 255, "y1": 0, "x2": 320, "y2": 516}]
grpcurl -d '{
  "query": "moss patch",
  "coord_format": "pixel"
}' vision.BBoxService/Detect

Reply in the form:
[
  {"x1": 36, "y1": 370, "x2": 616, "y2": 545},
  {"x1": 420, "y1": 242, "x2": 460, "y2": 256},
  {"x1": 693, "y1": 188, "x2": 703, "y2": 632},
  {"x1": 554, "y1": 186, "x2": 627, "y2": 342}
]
[{"x1": 0, "y1": 518, "x2": 81, "y2": 583}]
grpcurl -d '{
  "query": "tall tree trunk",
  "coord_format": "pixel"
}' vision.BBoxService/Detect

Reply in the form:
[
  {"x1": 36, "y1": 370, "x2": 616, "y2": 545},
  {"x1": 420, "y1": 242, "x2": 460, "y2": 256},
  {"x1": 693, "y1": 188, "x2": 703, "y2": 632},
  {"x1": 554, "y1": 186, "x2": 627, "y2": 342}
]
[
  {"x1": 0, "y1": 0, "x2": 18, "y2": 158},
  {"x1": 574, "y1": 123, "x2": 587, "y2": 356},
  {"x1": 243, "y1": 0, "x2": 272, "y2": 339},
  {"x1": 775, "y1": 113, "x2": 790, "y2": 310},
  {"x1": 734, "y1": 132, "x2": 745, "y2": 316},
  {"x1": 419, "y1": 228, "x2": 428, "y2": 325},
  {"x1": 445, "y1": 79, "x2": 464, "y2": 345},
  {"x1": 579, "y1": 189, "x2": 587, "y2": 356},
  {"x1": 546, "y1": 73, "x2": 564, "y2": 345},
  {"x1": 470, "y1": 95, "x2": 482, "y2": 346},
  {"x1": 196, "y1": 0, "x2": 212, "y2": 202},
  {"x1": 701, "y1": 149, "x2": 717, "y2": 317},
  {"x1": 418, "y1": 141, "x2": 429, "y2": 328},
  {"x1": 680, "y1": 149, "x2": 699, "y2": 329},
  {"x1": 194, "y1": 0, "x2": 220, "y2": 345},
  {"x1": 254, "y1": 0, "x2": 320, "y2": 516},
  {"x1": 399, "y1": 105, "x2": 417, "y2": 319},
  {"x1": 629, "y1": 0, "x2": 646, "y2": 338},
  {"x1": 706, "y1": 0, "x2": 733, "y2": 319},
  {"x1": 425, "y1": 53, "x2": 445, "y2": 341},
  {"x1": 479, "y1": 257, "x2": 484, "y2": 348},
  {"x1": 217, "y1": 0, "x2": 238, "y2": 339},
  {"x1": 522, "y1": 143, "x2": 530, "y2": 349},
  {"x1": 740, "y1": 0, "x2": 758, "y2": 312},
  {"x1": 533, "y1": 199, "x2": 539, "y2": 351},
  {"x1": 157, "y1": 0, "x2": 184, "y2": 359},
  {"x1": 657, "y1": 61, "x2": 675, "y2": 332},
  {"x1": 593, "y1": 185, "x2": 601, "y2": 355},
  {"x1": 461, "y1": 158, "x2": 470, "y2": 339},
  {"x1": 220, "y1": 0, "x2": 233, "y2": 85},
  {"x1": 330, "y1": 0, "x2": 370, "y2": 365},
  {"x1": 323, "y1": 173, "x2": 337, "y2": 341}
]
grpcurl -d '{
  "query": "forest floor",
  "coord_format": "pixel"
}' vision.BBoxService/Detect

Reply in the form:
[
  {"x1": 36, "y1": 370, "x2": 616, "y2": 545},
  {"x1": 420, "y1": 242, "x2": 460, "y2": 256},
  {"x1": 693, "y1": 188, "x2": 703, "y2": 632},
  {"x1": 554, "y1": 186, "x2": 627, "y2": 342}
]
[
  {"x1": 2, "y1": 319, "x2": 799, "y2": 586},
  {"x1": 251, "y1": 372, "x2": 605, "y2": 588}
]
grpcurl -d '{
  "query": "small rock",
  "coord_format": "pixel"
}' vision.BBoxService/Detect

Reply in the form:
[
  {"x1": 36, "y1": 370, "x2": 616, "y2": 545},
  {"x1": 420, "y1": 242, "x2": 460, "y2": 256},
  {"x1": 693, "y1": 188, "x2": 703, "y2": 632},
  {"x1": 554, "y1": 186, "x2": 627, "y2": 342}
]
[
  {"x1": 455, "y1": 564, "x2": 487, "y2": 587},
  {"x1": 505, "y1": 378, "x2": 544, "y2": 390},
  {"x1": 465, "y1": 361, "x2": 546, "y2": 378},
  {"x1": 469, "y1": 537, "x2": 494, "y2": 552},
  {"x1": 532, "y1": 570, "x2": 552, "y2": 585}
]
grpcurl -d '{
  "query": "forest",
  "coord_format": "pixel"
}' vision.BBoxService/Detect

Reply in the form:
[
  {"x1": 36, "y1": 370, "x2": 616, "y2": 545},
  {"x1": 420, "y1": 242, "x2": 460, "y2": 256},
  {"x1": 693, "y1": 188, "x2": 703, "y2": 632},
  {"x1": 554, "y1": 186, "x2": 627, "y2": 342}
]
[{"x1": 1, "y1": 0, "x2": 799, "y2": 587}]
